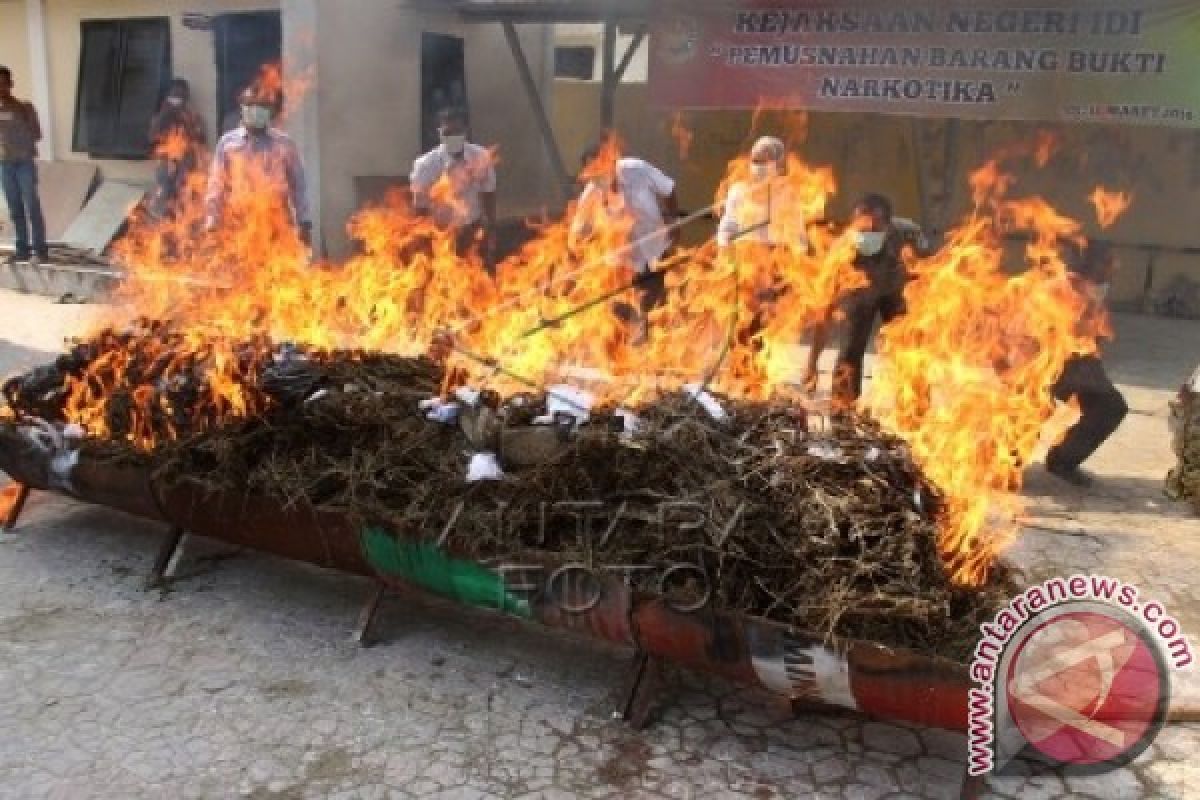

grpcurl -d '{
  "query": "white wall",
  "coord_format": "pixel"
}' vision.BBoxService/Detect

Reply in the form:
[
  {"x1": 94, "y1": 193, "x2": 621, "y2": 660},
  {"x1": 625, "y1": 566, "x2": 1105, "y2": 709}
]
[{"x1": 0, "y1": 1, "x2": 34, "y2": 109}]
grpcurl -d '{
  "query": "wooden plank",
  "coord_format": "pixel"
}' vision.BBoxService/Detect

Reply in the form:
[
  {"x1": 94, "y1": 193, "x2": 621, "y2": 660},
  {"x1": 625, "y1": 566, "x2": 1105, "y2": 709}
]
[
  {"x1": 0, "y1": 160, "x2": 97, "y2": 245},
  {"x1": 60, "y1": 181, "x2": 146, "y2": 255}
]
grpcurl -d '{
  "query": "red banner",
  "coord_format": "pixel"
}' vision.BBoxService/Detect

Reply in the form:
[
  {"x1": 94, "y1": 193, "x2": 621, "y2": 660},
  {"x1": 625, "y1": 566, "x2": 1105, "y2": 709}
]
[{"x1": 649, "y1": 1, "x2": 1200, "y2": 126}]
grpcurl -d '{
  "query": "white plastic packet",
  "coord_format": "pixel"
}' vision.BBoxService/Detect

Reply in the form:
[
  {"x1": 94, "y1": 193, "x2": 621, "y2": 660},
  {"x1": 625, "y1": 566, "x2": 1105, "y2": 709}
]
[
  {"x1": 466, "y1": 452, "x2": 505, "y2": 483},
  {"x1": 682, "y1": 383, "x2": 728, "y2": 422},
  {"x1": 419, "y1": 397, "x2": 461, "y2": 425},
  {"x1": 454, "y1": 387, "x2": 481, "y2": 406},
  {"x1": 545, "y1": 385, "x2": 594, "y2": 426}
]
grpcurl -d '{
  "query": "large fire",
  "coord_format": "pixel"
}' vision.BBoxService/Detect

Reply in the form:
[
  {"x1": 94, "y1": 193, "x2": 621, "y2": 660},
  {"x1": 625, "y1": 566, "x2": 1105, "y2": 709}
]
[{"x1": 43, "y1": 82, "x2": 1128, "y2": 587}]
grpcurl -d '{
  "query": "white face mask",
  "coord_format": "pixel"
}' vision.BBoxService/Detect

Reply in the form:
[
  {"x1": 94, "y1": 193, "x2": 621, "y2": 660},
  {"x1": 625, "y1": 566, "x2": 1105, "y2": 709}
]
[
  {"x1": 855, "y1": 231, "x2": 887, "y2": 257},
  {"x1": 441, "y1": 133, "x2": 467, "y2": 155},
  {"x1": 242, "y1": 104, "x2": 272, "y2": 129},
  {"x1": 166, "y1": 96, "x2": 185, "y2": 108},
  {"x1": 750, "y1": 163, "x2": 777, "y2": 181}
]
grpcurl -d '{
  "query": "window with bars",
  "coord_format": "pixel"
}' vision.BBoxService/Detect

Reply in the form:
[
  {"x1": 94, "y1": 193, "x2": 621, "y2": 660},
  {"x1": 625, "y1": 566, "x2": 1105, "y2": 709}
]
[{"x1": 72, "y1": 18, "x2": 172, "y2": 159}]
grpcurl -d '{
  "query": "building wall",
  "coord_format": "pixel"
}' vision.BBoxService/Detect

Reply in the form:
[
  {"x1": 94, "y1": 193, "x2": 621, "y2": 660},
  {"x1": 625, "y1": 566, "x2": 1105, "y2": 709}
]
[
  {"x1": 297, "y1": 0, "x2": 556, "y2": 256},
  {"x1": 8, "y1": 0, "x2": 557, "y2": 257},
  {"x1": 35, "y1": 0, "x2": 280, "y2": 185},
  {"x1": 0, "y1": 1, "x2": 34, "y2": 96}
]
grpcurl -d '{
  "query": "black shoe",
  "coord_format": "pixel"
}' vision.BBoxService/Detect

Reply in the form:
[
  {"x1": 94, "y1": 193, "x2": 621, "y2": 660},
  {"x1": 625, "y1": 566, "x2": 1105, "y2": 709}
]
[{"x1": 1046, "y1": 460, "x2": 1095, "y2": 488}]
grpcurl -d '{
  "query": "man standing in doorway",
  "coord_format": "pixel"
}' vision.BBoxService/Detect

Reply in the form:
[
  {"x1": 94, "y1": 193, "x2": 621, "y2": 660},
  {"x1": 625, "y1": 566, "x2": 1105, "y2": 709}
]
[
  {"x1": 410, "y1": 107, "x2": 498, "y2": 270},
  {"x1": 205, "y1": 87, "x2": 311, "y2": 245},
  {"x1": 0, "y1": 66, "x2": 48, "y2": 267}
]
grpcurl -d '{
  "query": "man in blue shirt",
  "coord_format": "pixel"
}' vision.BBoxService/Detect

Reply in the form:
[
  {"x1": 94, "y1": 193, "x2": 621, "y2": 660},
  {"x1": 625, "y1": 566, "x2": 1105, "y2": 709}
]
[{"x1": 204, "y1": 88, "x2": 311, "y2": 245}]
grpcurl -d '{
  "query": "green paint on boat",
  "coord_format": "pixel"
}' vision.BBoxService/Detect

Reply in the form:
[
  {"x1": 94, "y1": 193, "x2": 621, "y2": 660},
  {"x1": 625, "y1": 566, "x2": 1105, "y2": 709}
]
[{"x1": 361, "y1": 528, "x2": 531, "y2": 619}]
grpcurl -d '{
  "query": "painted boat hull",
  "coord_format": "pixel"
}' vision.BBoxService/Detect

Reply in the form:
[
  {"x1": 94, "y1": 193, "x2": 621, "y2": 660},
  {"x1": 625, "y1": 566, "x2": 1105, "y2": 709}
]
[{"x1": 0, "y1": 424, "x2": 971, "y2": 731}]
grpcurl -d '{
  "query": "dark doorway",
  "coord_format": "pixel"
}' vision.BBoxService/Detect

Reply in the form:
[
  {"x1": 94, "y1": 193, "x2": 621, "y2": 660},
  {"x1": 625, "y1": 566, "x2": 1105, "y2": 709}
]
[
  {"x1": 214, "y1": 11, "x2": 283, "y2": 134},
  {"x1": 420, "y1": 33, "x2": 468, "y2": 152}
]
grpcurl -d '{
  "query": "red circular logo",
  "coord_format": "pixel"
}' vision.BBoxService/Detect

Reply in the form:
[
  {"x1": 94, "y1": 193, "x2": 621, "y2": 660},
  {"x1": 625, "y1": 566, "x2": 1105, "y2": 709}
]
[{"x1": 1006, "y1": 609, "x2": 1167, "y2": 767}]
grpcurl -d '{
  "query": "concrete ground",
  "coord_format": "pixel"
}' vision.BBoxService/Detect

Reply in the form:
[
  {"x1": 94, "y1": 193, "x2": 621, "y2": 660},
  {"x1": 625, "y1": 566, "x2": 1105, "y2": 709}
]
[{"x1": 0, "y1": 288, "x2": 1197, "y2": 799}]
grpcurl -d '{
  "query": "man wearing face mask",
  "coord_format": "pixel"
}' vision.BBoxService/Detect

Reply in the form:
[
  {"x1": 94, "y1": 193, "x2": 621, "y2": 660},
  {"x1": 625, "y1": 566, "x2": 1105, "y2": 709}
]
[
  {"x1": 1044, "y1": 240, "x2": 1127, "y2": 487},
  {"x1": 716, "y1": 136, "x2": 808, "y2": 250},
  {"x1": 148, "y1": 79, "x2": 206, "y2": 220},
  {"x1": 410, "y1": 107, "x2": 497, "y2": 269},
  {"x1": 569, "y1": 142, "x2": 681, "y2": 331},
  {"x1": 204, "y1": 88, "x2": 311, "y2": 245},
  {"x1": 716, "y1": 136, "x2": 813, "y2": 354},
  {"x1": 832, "y1": 193, "x2": 928, "y2": 411}
]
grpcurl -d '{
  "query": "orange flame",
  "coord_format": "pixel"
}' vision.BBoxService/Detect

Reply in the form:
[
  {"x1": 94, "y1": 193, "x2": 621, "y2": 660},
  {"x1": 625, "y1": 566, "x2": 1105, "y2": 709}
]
[
  {"x1": 154, "y1": 128, "x2": 194, "y2": 163},
  {"x1": 669, "y1": 112, "x2": 694, "y2": 161},
  {"x1": 1089, "y1": 188, "x2": 1133, "y2": 229},
  {"x1": 55, "y1": 108, "x2": 1131, "y2": 588},
  {"x1": 868, "y1": 154, "x2": 1131, "y2": 585}
]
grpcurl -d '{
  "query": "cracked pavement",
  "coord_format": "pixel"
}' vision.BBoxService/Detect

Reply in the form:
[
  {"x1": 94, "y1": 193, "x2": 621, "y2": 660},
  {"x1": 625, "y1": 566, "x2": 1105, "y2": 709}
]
[{"x1": 0, "y1": 292, "x2": 1197, "y2": 798}]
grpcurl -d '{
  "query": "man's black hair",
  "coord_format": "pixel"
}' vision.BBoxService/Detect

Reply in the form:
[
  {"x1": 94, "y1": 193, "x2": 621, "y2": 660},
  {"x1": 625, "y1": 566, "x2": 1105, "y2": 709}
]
[
  {"x1": 855, "y1": 192, "x2": 893, "y2": 221},
  {"x1": 0, "y1": 66, "x2": 11, "y2": 81},
  {"x1": 168, "y1": 78, "x2": 191, "y2": 96}
]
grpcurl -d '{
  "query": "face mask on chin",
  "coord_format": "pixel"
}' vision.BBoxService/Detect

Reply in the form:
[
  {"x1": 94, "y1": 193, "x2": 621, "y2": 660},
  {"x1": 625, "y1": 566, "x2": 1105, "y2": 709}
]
[
  {"x1": 854, "y1": 230, "x2": 887, "y2": 257},
  {"x1": 242, "y1": 104, "x2": 272, "y2": 130},
  {"x1": 440, "y1": 133, "x2": 467, "y2": 155},
  {"x1": 166, "y1": 96, "x2": 185, "y2": 108}
]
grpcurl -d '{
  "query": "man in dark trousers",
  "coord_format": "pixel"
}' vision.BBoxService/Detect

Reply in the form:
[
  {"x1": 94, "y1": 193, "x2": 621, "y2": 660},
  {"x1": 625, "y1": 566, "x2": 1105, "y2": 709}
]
[
  {"x1": 0, "y1": 66, "x2": 48, "y2": 267},
  {"x1": 831, "y1": 193, "x2": 926, "y2": 411},
  {"x1": 1045, "y1": 240, "x2": 1128, "y2": 487}
]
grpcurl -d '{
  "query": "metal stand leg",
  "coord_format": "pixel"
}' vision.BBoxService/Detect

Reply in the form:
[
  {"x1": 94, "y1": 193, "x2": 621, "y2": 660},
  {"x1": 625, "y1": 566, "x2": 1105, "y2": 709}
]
[
  {"x1": 2, "y1": 484, "x2": 32, "y2": 531},
  {"x1": 619, "y1": 651, "x2": 663, "y2": 730},
  {"x1": 354, "y1": 582, "x2": 388, "y2": 648},
  {"x1": 145, "y1": 526, "x2": 186, "y2": 589}
]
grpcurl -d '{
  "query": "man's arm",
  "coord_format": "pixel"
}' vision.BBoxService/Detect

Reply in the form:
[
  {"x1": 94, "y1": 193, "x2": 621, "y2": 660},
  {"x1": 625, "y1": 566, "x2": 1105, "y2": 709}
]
[
  {"x1": 568, "y1": 185, "x2": 598, "y2": 250},
  {"x1": 204, "y1": 136, "x2": 229, "y2": 228},
  {"x1": 285, "y1": 140, "x2": 311, "y2": 231},
  {"x1": 409, "y1": 153, "x2": 435, "y2": 214},
  {"x1": 25, "y1": 102, "x2": 43, "y2": 142},
  {"x1": 716, "y1": 185, "x2": 741, "y2": 249},
  {"x1": 480, "y1": 153, "x2": 498, "y2": 228}
]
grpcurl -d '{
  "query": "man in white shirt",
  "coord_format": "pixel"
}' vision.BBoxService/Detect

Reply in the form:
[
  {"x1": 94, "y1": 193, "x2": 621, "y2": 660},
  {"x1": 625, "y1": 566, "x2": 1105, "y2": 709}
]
[
  {"x1": 716, "y1": 136, "x2": 809, "y2": 252},
  {"x1": 410, "y1": 107, "x2": 497, "y2": 269},
  {"x1": 569, "y1": 143, "x2": 680, "y2": 330}
]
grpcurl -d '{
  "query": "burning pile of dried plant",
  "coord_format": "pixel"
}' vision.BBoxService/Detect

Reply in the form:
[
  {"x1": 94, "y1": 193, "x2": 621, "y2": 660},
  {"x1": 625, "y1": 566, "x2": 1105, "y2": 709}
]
[{"x1": 2, "y1": 325, "x2": 1010, "y2": 661}]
